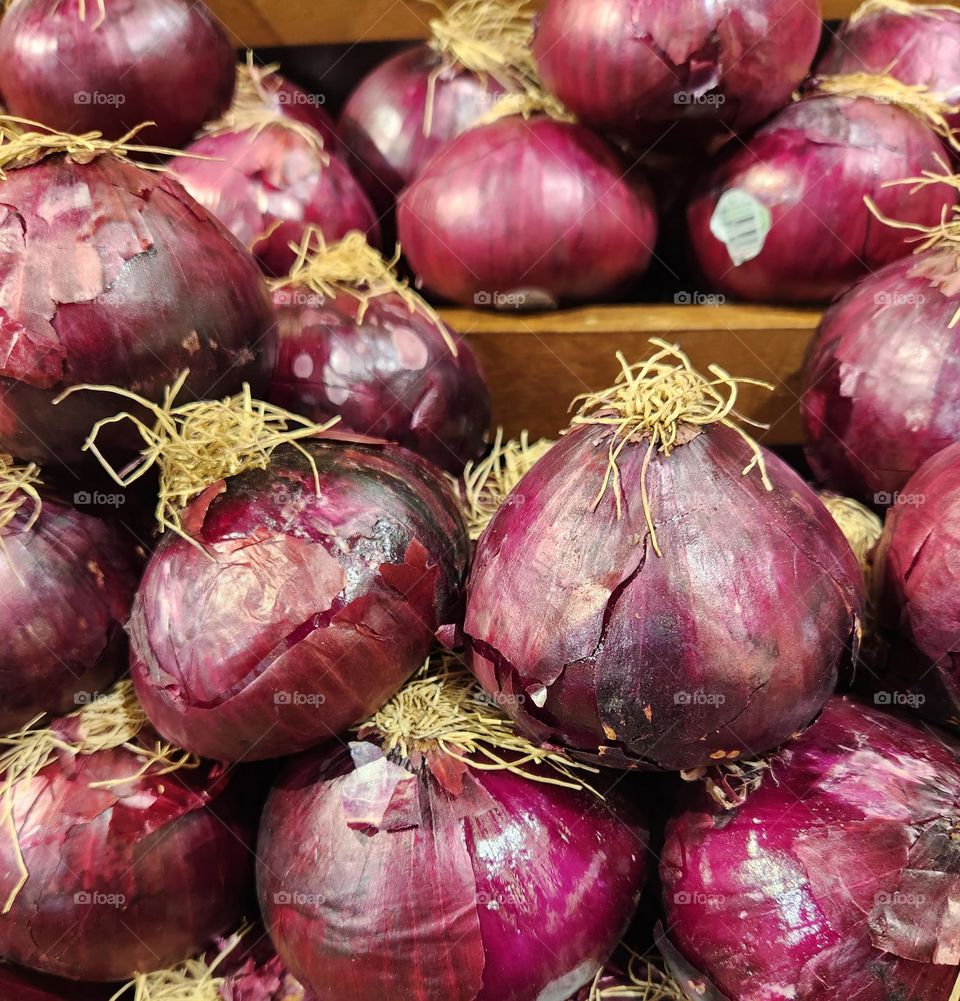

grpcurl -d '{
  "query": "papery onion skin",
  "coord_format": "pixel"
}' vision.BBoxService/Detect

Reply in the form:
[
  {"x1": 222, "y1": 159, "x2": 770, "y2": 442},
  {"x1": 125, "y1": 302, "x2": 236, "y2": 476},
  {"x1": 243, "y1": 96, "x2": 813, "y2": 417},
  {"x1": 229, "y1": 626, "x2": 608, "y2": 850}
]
[
  {"x1": 0, "y1": 156, "x2": 276, "y2": 466},
  {"x1": 268, "y1": 288, "x2": 490, "y2": 474},
  {"x1": 172, "y1": 126, "x2": 380, "y2": 277},
  {"x1": 396, "y1": 116, "x2": 657, "y2": 308},
  {"x1": 533, "y1": 0, "x2": 822, "y2": 146},
  {"x1": 129, "y1": 441, "x2": 469, "y2": 762},
  {"x1": 802, "y1": 250, "x2": 960, "y2": 502},
  {"x1": 464, "y1": 423, "x2": 863, "y2": 771},
  {"x1": 0, "y1": 741, "x2": 255, "y2": 981},
  {"x1": 257, "y1": 741, "x2": 649, "y2": 1001},
  {"x1": 687, "y1": 95, "x2": 956, "y2": 303},
  {"x1": 213, "y1": 928, "x2": 313, "y2": 1001},
  {"x1": 660, "y1": 697, "x2": 960, "y2": 1001},
  {"x1": 0, "y1": 0, "x2": 235, "y2": 148},
  {"x1": 340, "y1": 46, "x2": 506, "y2": 214},
  {"x1": 0, "y1": 497, "x2": 140, "y2": 735}
]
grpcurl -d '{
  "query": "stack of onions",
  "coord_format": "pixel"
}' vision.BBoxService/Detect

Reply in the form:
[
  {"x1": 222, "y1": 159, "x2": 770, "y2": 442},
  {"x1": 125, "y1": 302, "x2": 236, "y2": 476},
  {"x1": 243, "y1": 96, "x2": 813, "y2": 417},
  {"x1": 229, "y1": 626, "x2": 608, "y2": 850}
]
[
  {"x1": 532, "y1": 0, "x2": 823, "y2": 147},
  {"x1": 172, "y1": 74, "x2": 379, "y2": 277},
  {"x1": 0, "y1": 118, "x2": 275, "y2": 466},
  {"x1": 687, "y1": 74, "x2": 959, "y2": 302},
  {"x1": 0, "y1": 455, "x2": 140, "y2": 735},
  {"x1": 340, "y1": 0, "x2": 536, "y2": 213},
  {"x1": 73, "y1": 376, "x2": 469, "y2": 762},
  {"x1": 0, "y1": 0, "x2": 235, "y2": 147},
  {"x1": 268, "y1": 228, "x2": 490, "y2": 474},
  {"x1": 660, "y1": 696, "x2": 960, "y2": 1000},
  {"x1": 257, "y1": 658, "x2": 650, "y2": 1001},
  {"x1": 0, "y1": 681, "x2": 256, "y2": 981},
  {"x1": 464, "y1": 341, "x2": 864, "y2": 771}
]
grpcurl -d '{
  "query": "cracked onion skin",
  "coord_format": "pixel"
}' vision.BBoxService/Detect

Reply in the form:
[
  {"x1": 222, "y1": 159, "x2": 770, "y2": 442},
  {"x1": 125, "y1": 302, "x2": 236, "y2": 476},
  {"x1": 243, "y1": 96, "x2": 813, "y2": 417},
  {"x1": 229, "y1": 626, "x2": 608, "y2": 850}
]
[
  {"x1": 533, "y1": 0, "x2": 822, "y2": 147},
  {"x1": 268, "y1": 288, "x2": 490, "y2": 474},
  {"x1": 0, "y1": 0, "x2": 235, "y2": 149},
  {"x1": 0, "y1": 739, "x2": 255, "y2": 981},
  {"x1": 396, "y1": 116, "x2": 657, "y2": 308},
  {"x1": 464, "y1": 423, "x2": 863, "y2": 771},
  {"x1": 171, "y1": 126, "x2": 380, "y2": 278},
  {"x1": 687, "y1": 95, "x2": 956, "y2": 303},
  {"x1": 129, "y1": 440, "x2": 469, "y2": 762},
  {"x1": 660, "y1": 697, "x2": 960, "y2": 1001},
  {"x1": 0, "y1": 155, "x2": 276, "y2": 467},
  {"x1": 257, "y1": 740, "x2": 649, "y2": 1001},
  {"x1": 802, "y1": 251, "x2": 960, "y2": 503},
  {"x1": 0, "y1": 496, "x2": 140, "y2": 735}
]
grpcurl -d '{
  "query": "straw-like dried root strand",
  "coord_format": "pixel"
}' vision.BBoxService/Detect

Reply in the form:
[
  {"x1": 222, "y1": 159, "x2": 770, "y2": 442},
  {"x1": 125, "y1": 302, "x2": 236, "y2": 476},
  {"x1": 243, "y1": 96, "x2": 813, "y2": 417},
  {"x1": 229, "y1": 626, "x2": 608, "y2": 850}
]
[
  {"x1": 681, "y1": 754, "x2": 777, "y2": 811},
  {"x1": 587, "y1": 946, "x2": 688, "y2": 1000},
  {"x1": 0, "y1": 454, "x2": 42, "y2": 533},
  {"x1": 849, "y1": 0, "x2": 957, "y2": 24},
  {"x1": 77, "y1": 0, "x2": 107, "y2": 28},
  {"x1": 475, "y1": 87, "x2": 576, "y2": 126}
]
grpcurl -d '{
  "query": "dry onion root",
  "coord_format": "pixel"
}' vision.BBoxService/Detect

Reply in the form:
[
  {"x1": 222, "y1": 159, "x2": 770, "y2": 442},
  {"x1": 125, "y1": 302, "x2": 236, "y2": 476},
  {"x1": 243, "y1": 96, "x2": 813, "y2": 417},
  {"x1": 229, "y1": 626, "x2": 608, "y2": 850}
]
[
  {"x1": 0, "y1": 453, "x2": 42, "y2": 534},
  {"x1": 585, "y1": 946, "x2": 687, "y2": 1000}
]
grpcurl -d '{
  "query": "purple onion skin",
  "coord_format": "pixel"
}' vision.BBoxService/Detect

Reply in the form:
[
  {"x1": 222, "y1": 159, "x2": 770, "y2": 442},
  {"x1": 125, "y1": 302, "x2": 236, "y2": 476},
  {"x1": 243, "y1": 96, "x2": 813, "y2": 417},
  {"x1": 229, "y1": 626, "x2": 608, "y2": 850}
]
[
  {"x1": 464, "y1": 423, "x2": 863, "y2": 771},
  {"x1": 253, "y1": 72, "x2": 341, "y2": 154},
  {"x1": 660, "y1": 697, "x2": 960, "y2": 1000},
  {"x1": 0, "y1": 156, "x2": 276, "y2": 467},
  {"x1": 533, "y1": 0, "x2": 822, "y2": 146},
  {"x1": 0, "y1": 497, "x2": 140, "y2": 734},
  {"x1": 340, "y1": 46, "x2": 507, "y2": 215},
  {"x1": 257, "y1": 740, "x2": 648, "y2": 1001},
  {"x1": 0, "y1": 0, "x2": 235, "y2": 148},
  {"x1": 268, "y1": 289, "x2": 490, "y2": 474},
  {"x1": 819, "y1": 7, "x2": 960, "y2": 128},
  {"x1": 396, "y1": 116, "x2": 658, "y2": 308},
  {"x1": 0, "y1": 744, "x2": 255, "y2": 981},
  {"x1": 129, "y1": 440, "x2": 469, "y2": 762},
  {"x1": 687, "y1": 96, "x2": 957, "y2": 303},
  {"x1": 172, "y1": 126, "x2": 381, "y2": 278},
  {"x1": 802, "y1": 250, "x2": 960, "y2": 502}
]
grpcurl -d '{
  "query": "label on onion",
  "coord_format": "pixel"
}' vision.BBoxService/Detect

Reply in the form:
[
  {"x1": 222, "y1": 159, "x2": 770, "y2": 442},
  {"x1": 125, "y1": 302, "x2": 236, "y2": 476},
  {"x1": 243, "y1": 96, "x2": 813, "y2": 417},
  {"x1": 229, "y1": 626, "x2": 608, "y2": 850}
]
[{"x1": 709, "y1": 190, "x2": 772, "y2": 266}]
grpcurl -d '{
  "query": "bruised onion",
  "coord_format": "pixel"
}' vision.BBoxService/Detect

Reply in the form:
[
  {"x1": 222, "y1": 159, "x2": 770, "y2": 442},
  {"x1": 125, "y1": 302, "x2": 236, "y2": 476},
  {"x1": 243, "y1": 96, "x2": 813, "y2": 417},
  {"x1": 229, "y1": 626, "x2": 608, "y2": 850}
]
[
  {"x1": 0, "y1": 0, "x2": 235, "y2": 148},
  {"x1": 660, "y1": 696, "x2": 960, "y2": 1000},
  {"x1": 532, "y1": 0, "x2": 822, "y2": 146},
  {"x1": 0, "y1": 683, "x2": 256, "y2": 982},
  {"x1": 0, "y1": 457, "x2": 140, "y2": 734},
  {"x1": 397, "y1": 114, "x2": 657, "y2": 308},
  {"x1": 0, "y1": 124, "x2": 275, "y2": 466},
  {"x1": 258, "y1": 660, "x2": 649, "y2": 1001},
  {"x1": 268, "y1": 231, "x2": 490, "y2": 474},
  {"x1": 464, "y1": 342, "x2": 863, "y2": 771},
  {"x1": 687, "y1": 80, "x2": 958, "y2": 302}
]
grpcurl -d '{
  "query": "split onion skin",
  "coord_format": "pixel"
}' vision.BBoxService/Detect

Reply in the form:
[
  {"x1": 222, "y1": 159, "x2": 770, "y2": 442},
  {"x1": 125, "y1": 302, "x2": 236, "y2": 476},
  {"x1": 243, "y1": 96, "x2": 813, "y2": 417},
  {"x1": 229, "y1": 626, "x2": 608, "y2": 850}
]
[
  {"x1": 533, "y1": 0, "x2": 823, "y2": 146},
  {"x1": 340, "y1": 45, "x2": 507, "y2": 215},
  {"x1": 0, "y1": 0, "x2": 235, "y2": 148},
  {"x1": 396, "y1": 116, "x2": 658, "y2": 308},
  {"x1": 268, "y1": 288, "x2": 490, "y2": 474},
  {"x1": 172, "y1": 125, "x2": 381, "y2": 278},
  {"x1": 257, "y1": 741, "x2": 649, "y2": 1001},
  {"x1": 129, "y1": 441, "x2": 470, "y2": 762},
  {"x1": 0, "y1": 496, "x2": 140, "y2": 735},
  {"x1": 0, "y1": 156, "x2": 276, "y2": 466},
  {"x1": 687, "y1": 95, "x2": 957, "y2": 303},
  {"x1": 464, "y1": 423, "x2": 863, "y2": 771},
  {"x1": 0, "y1": 744, "x2": 255, "y2": 982},
  {"x1": 660, "y1": 697, "x2": 960, "y2": 1000},
  {"x1": 803, "y1": 250, "x2": 960, "y2": 502}
]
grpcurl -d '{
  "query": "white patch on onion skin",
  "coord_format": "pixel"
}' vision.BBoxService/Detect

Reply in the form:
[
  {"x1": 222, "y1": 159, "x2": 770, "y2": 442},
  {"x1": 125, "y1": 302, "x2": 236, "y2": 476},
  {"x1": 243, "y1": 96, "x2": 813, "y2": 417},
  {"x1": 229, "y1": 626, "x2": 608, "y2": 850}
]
[
  {"x1": 292, "y1": 352, "x2": 314, "y2": 379},
  {"x1": 534, "y1": 959, "x2": 601, "y2": 1001},
  {"x1": 391, "y1": 327, "x2": 428, "y2": 369}
]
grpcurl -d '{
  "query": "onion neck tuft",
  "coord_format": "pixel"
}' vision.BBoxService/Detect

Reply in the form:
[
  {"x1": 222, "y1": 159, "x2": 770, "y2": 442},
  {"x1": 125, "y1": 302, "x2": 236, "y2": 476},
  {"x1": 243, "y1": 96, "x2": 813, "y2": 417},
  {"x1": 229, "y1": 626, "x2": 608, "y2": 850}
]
[
  {"x1": 570, "y1": 338, "x2": 774, "y2": 557},
  {"x1": 474, "y1": 86, "x2": 576, "y2": 126},
  {"x1": 818, "y1": 491, "x2": 882, "y2": 579},
  {"x1": 0, "y1": 454, "x2": 42, "y2": 533},
  {"x1": 849, "y1": 0, "x2": 957, "y2": 24},
  {"x1": 681, "y1": 753, "x2": 776, "y2": 811},
  {"x1": 587, "y1": 946, "x2": 687, "y2": 1000}
]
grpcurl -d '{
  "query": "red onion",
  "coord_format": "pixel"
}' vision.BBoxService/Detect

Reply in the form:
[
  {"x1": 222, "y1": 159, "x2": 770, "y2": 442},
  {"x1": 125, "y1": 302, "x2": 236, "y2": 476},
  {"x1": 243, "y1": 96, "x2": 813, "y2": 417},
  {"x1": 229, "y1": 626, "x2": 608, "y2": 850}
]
[
  {"x1": 464, "y1": 342, "x2": 863, "y2": 771},
  {"x1": 172, "y1": 124, "x2": 380, "y2": 278},
  {"x1": 397, "y1": 115, "x2": 657, "y2": 308},
  {"x1": 533, "y1": 0, "x2": 823, "y2": 146},
  {"x1": 0, "y1": 133, "x2": 275, "y2": 467},
  {"x1": 257, "y1": 662, "x2": 649, "y2": 1001},
  {"x1": 0, "y1": 683, "x2": 256, "y2": 982},
  {"x1": 268, "y1": 232, "x2": 490, "y2": 474},
  {"x1": 819, "y1": 1, "x2": 960, "y2": 127},
  {"x1": 687, "y1": 87, "x2": 957, "y2": 302},
  {"x1": 0, "y1": 965, "x2": 111, "y2": 1000},
  {"x1": 0, "y1": 0, "x2": 235, "y2": 148},
  {"x1": 803, "y1": 248, "x2": 960, "y2": 502},
  {"x1": 0, "y1": 459, "x2": 140, "y2": 734},
  {"x1": 660, "y1": 696, "x2": 960, "y2": 1000}
]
